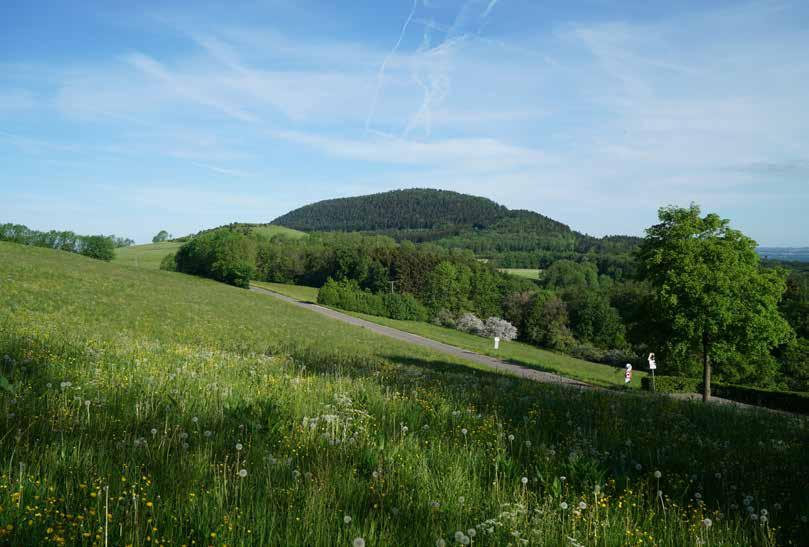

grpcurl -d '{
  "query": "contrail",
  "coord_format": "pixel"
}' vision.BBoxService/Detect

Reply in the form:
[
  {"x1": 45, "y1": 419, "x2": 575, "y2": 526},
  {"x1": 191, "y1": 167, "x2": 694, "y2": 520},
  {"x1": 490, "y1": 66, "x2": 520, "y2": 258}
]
[{"x1": 365, "y1": 0, "x2": 420, "y2": 133}]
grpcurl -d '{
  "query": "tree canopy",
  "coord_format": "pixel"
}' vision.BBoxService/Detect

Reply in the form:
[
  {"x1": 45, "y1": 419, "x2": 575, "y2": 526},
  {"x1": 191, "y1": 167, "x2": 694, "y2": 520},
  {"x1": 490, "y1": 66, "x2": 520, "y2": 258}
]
[{"x1": 637, "y1": 204, "x2": 792, "y2": 400}]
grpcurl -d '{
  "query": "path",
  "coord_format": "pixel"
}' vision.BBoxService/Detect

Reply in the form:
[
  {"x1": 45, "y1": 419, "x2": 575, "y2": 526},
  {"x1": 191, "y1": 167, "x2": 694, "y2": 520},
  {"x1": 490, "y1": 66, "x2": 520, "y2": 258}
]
[{"x1": 250, "y1": 285, "x2": 589, "y2": 388}]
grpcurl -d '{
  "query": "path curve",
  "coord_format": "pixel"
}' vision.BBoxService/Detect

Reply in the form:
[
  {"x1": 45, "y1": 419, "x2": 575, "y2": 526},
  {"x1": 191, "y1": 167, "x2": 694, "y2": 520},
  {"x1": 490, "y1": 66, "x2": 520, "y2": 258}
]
[{"x1": 250, "y1": 285, "x2": 589, "y2": 388}]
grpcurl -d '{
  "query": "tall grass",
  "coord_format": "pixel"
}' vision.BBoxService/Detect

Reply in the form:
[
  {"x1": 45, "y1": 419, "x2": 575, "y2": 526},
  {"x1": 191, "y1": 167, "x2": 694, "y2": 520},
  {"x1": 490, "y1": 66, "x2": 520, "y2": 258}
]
[{"x1": 1, "y1": 243, "x2": 807, "y2": 546}]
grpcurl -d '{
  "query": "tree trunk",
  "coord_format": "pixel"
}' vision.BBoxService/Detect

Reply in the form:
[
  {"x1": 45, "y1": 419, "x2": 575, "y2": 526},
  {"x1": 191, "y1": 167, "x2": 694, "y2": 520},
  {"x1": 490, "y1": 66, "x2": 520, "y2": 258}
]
[{"x1": 702, "y1": 332, "x2": 711, "y2": 402}]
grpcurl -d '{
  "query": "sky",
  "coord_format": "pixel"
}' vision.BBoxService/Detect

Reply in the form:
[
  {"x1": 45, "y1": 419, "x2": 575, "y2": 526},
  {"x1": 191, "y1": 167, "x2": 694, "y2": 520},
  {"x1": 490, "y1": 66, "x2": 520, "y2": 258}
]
[{"x1": 1, "y1": 0, "x2": 808, "y2": 245}]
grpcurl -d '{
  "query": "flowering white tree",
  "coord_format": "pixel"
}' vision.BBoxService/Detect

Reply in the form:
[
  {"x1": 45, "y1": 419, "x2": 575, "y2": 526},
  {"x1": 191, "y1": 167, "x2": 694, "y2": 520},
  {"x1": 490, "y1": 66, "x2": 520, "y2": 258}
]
[
  {"x1": 456, "y1": 312, "x2": 484, "y2": 335},
  {"x1": 483, "y1": 317, "x2": 518, "y2": 341}
]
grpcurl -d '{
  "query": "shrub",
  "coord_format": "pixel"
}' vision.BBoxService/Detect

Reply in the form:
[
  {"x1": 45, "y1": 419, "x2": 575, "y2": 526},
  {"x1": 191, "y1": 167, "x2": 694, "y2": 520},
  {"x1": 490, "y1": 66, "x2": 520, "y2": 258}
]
[
  {"x1": 431, "y1": 308, "x2": 457, "y2": 328},
  {"x1": 569, "y1": 342, "x2": 606, "y2": 363},
  {"x1": 159, "y1": 253, "x2": 177, "y2": 272},
  {"x1": 482, "y1": 317, "x2": 517, "y2": 341},
  {"x1": 457, "y1": 313, "x2": 484, "y2": 335},
  {"x1": 318, "y1": 279, "x2": 427, "y2": 321}
]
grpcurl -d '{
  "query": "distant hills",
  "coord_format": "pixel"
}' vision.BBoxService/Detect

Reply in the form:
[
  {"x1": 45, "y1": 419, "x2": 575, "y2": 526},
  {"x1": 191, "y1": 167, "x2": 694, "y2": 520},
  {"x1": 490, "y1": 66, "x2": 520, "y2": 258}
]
[
  {"x1": 271, "y1": 188, "x2": 640, "y2": 271},
  {"x1": 757, "y1": 247, "x2": 809, "y2": 263}
]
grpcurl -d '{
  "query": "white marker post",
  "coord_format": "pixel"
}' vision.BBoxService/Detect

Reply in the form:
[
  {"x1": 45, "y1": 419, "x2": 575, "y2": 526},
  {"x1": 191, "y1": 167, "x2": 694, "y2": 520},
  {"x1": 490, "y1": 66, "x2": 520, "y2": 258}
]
[
  {"x1": 494, "y1": 337, "x2": 500, "y2": 350},
  {"x1": 647, "y1": 353, "x2": 657, "y2": 392},
  {"x1": 624, "y1": 364, "x2": 632, "y2": 387}
]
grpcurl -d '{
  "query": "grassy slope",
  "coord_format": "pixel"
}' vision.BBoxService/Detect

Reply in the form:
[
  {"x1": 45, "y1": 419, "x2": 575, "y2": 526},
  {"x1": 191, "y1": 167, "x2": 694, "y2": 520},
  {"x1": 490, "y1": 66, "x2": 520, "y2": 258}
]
[
  {"x1": 251, "y1": 282, "x2": 641, "y2": 389},
  {"x1": 251, "y1": 224, "x2": 307, "y2": 239},
  {"x1": 2, "y1": 243, "x2": 808, "y2": 545},
  {"x1": 113, "y1": 240, "x2": 182, "y2": 269}
]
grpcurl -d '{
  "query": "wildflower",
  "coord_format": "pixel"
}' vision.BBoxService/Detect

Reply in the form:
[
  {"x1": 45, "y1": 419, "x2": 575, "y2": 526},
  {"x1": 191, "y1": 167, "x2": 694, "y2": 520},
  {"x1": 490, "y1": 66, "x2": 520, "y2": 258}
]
[
  {"x1": 701, "y1": 518, "x2": 712, "y2": 528},
  {"x1": 521, "y1": 477, "x2": 528, "y2": 485},
  {"x1": 560, "y1": 502, "x2": 568, "y2": 510},
  {"x1": 578, "y1": 502, "x2": 587, "y2": 510},
  {"x1": 560, "y1": 476, "x2": 567, "y2": 482},
  {"x1": 401, "y1": 425, "x2": 408, "y2": 433},
  {"x1": 461, "y1": 428, "x2": 468, "y2": 436},
  {"x1": 654, "y1": 470, "x2": 662, "y2": 479},
  {"x1": 238, "y1": 469, "x2": 247, "y2": 478},
  {"x1": 343, "y1": 515, "x2": 352, "y2": 524},
  {"x1": 236, "y1": 443, "x2": 243, "y2": 451},
  {"x1": 353, "y1": 538, "x2": 365, "y2": 547}
]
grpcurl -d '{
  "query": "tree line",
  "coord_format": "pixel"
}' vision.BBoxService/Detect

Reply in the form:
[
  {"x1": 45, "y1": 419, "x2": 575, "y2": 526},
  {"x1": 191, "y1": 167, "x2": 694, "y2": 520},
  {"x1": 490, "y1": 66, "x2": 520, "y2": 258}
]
[{"x1": 0, "y1": 223, "x2": 132, "y2": 261}]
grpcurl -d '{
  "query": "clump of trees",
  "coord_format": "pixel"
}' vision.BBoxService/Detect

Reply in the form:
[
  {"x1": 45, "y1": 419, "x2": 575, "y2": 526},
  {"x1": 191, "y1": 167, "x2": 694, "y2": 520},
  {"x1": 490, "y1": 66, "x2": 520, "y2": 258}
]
[
  {"x1": 317, "y1": 279, "x2": 428, "y2": 321},
  {"x1": 174, "y1": 229, "x2": 256, "y2": 288},
  {"x1": 0, "y1": 223, "x2": 122, "y2": 261},
  {"x1": 153, "y1": 230, "x2": 172, "y2": 243}
]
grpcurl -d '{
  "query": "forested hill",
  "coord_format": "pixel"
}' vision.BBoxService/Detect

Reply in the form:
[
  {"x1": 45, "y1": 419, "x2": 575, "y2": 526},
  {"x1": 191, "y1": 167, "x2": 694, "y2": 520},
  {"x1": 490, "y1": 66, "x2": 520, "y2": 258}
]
[
  {"x1": 272, "y1": 189, "x2": 518, "y2": 232},
  {"x1": 271, "y1": 188, "x2": 639, "y2": 270}
]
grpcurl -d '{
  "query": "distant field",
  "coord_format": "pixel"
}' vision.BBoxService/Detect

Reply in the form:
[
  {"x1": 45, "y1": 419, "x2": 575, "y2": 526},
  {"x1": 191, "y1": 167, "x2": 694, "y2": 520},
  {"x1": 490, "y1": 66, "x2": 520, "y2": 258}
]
[
  {"x1": 251, "y1": 224, "x2": 307, "y2": 239},
  {"x1": 113, "y1": 240, "x2": 182, "y2": 269},
  {"x1": 3, "y1": 243, "x2": 808, "y2": 545},
  {"x1": 252, "y1": 280, "x2": 319, "y2": 302},
  {"x1": 499, "y1": 268, "x2": 542, "y2": 280}
]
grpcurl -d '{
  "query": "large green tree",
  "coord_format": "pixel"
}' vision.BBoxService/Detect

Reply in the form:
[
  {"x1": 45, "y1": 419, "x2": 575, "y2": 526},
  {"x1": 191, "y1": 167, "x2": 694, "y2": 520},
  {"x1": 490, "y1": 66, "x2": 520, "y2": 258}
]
[{"x1": 638, "y1": 204, "x2": 792, "y2": 400}]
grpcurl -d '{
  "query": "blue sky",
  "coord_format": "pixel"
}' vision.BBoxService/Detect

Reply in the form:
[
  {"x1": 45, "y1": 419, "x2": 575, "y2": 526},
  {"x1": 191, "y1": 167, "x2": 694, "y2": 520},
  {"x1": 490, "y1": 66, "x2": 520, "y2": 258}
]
[{"x1": 1, "y1": 0, "x2": 807, "y2": 245}]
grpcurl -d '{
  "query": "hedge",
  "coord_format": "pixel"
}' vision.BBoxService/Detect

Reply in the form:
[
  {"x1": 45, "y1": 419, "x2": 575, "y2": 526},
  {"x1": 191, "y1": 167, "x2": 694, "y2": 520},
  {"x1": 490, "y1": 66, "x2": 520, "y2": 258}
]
[
  {"x1": 642, "y1": 375, "x2": 809, "y2": 414},
  {"x1": 318, "y1": 279, "x2": 428, "y2": 321}
]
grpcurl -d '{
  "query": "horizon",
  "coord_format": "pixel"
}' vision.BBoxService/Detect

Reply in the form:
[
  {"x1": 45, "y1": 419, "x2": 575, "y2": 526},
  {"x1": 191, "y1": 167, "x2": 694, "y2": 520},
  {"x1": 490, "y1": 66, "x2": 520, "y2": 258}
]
[{"x1": 2, "y1": 1, "x2": 808, "y2": 246}]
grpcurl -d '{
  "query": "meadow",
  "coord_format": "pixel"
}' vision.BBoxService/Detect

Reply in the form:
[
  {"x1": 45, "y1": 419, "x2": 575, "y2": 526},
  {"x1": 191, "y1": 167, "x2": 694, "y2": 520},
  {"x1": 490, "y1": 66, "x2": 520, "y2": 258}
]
[
  {"x1": 113, "y1": 241, "x2": 183, "y2": 270},
  {"x1": 1, "y1": 242, "x2": 808, "y2": 546}
]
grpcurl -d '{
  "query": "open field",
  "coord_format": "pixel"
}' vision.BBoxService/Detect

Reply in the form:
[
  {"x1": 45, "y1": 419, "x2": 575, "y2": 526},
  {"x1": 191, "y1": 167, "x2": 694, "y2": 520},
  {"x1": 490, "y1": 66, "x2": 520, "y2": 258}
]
[
  {"x1": 2, "y1": 242, "x2": 809, "y2": 545},
  {"x1": 113, "y1": 241, "x2": 182, "y2": 270},
  {"x1": 251, "y1": 224, "x2": 307, "y2": 240},
  {"x1": 499, "y1": 268, "x2": 542, "y2": 280}
]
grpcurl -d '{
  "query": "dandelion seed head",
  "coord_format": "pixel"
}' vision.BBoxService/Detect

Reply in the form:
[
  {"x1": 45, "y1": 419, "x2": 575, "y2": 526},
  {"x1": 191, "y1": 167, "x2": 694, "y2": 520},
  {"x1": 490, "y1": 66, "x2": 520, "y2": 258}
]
[
  {"x1": 236, "y1": 443, "x2": 243, "y2": 451},
  {"x1": 467, "y1": 528, "x2": 476, "y2": 537},
  {"x1": 654, "y1": 470, "x2": 662, "y2": 479},
  {"x1": 578, "y1": 502, "x2": 587, "y2": 510},
  {"x1": 150, "y1": 428, "x2": 157, "y2": 436},
  {"x1": 760, "y1": 509, "x2": 768, "y2": 516},
  {"x1": 343, "y1": 515, "x2": 352, "y2": 524},
  {"x1": 701, "y1": 518, "x2": 712, "y2": 528},
  {"x1": 238, "y1": 469, "x2": 247, "y2": 478},
  {"x1": 521, "y1": 476, "x2": 528, "y2": 485},
  {"x1": 353, "y1": 538, "x2": 365, "y2": 547},
  {"x1": 694, "y1": 492, "x2": 702, "y2": 500},
  {"x1": 436, "y1": 540, "x2": 446, "y2": 547},
  {"x1": 508, "y1": 434, "x2": 515, "y2": 441},
  {"x1": 560, "y1": 502, "x2": 568, "y2": 510}
]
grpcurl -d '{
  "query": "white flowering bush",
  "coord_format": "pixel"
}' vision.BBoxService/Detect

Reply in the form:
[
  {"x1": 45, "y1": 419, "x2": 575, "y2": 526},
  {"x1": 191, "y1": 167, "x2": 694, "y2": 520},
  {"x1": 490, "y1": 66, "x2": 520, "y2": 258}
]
[
  {"x1": 456, "y1": 312, "x2": 484, "y2": 335},
  {"x1": 482, "y1": 317, "x2": 518, "y2": 341}
]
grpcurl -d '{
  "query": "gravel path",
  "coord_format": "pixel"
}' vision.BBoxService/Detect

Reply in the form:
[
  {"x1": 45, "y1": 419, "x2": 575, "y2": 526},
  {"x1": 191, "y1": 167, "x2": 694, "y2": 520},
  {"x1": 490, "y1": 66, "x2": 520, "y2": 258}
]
[{"x1": 250, "y1": 285, "x2": 589, "y2": 388}]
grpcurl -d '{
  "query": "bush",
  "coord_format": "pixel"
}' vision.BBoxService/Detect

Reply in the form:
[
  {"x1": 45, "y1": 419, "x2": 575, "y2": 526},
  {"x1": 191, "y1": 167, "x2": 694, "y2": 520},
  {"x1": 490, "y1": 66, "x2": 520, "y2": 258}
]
[
  {"x1": 317, "y1": 279, "x2": 427, "y2": 321},
  {"x1": 457, "y1": 313, "x2": 484, "y2": 335},
  {"x1": 159, "y1": 253, "x2": 177, "y2": 272},
  {"x1": 641, "y1": 375, "x2": 809, "y2": 414},
  {"x1": 482, "y1": 317, "x2": 517, "y2": 341},
  {"x1": 431, "y1": 308, "x2": 457, "y2": 328}
]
